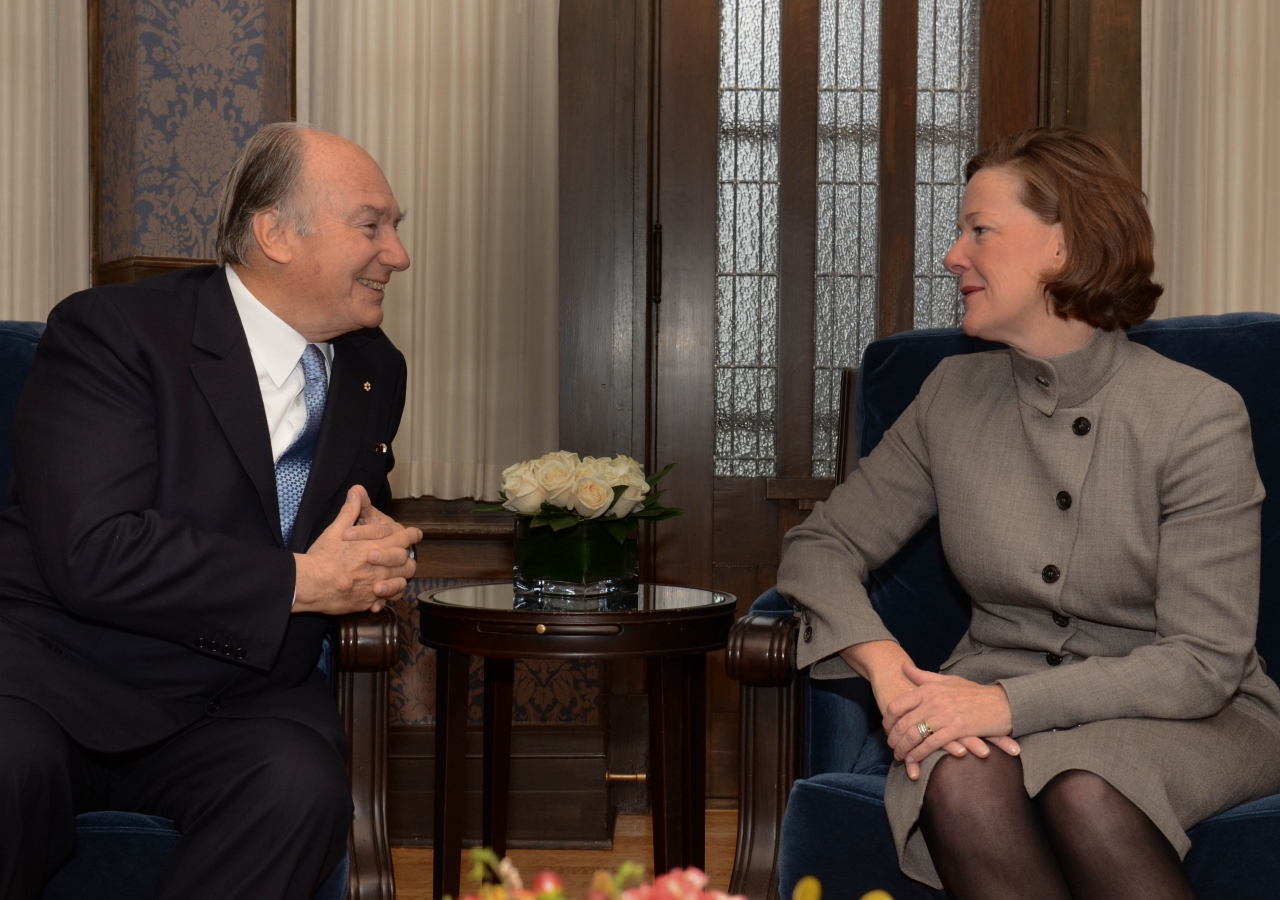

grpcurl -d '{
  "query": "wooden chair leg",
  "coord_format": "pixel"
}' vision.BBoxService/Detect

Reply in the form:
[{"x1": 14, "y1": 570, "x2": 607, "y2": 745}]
[{"x1": 337, "y1": 608, "x2": 400, "y2": 900}]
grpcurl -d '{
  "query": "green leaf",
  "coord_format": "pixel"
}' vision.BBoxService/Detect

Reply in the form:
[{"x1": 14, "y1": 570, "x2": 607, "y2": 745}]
[
  {"x1": 467, "y1": 847, "x2": 501, "y2": 884},
  {"x1": 646, "y1": 508, "x2": 684, "y2": 521},
  {"x1": 548, "y1": 515, "x2": 580, "y2": 532},
  {"x1": 471, "y1": 503, "x2": 510, "y2": 514},
  {"x1": 530, "y1": 515, "x2": 552, "y2": 529},
  {"x1": 603, "y1": 519, "x2": 630, "y2": 544},
  {"x1": 645, "y1": 462, "x2": 676, "y2": 486},
  {"x1": 612, "y1": 861, "x2": 647, "y2": 892}
]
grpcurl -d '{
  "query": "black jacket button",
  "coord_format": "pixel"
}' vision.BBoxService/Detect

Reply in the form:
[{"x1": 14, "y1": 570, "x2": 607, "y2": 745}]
[
  {"x1": 1055, "y1": 491, "x2": 1072, "y2": 510},
  {"x1": 1072, "y1": 417, "x2": 1091, "y2": 436},
  {"x1": 206, "y1": 699, "x2": 222, "y2": 713},
  {"x1": 1046, "y1": 653, "x2": 1064, "y2": 666},
  {"x1": 1053, "y1": 613, "x2": 1070, "y2": 627},
  {"x1": 1042, "y1": 564, "x2": 1061, "y2": 583},
  {"x1": 803, "y1": 625, "x2": 813, "y2": 643},
  {"x1": 195, "y1": 638, "x2": 207, "y2": 650},
  {"x1": 234, "y1": 648, "x2": 246, "y2": 660}
]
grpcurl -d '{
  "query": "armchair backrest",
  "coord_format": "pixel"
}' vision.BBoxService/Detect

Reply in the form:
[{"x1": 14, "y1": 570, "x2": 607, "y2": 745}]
[
  {"x1": 856, "y1": 313, "x2": 1280, "y2": 672},
  {"x1": 1, "y1": 322, "x2": 45, "y2": 488}
]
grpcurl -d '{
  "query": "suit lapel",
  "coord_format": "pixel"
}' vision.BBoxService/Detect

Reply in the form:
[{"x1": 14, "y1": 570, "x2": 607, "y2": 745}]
[
  {"x1": 289, "y1": 333, "x2": 374, "y2": 550},
  {"x1": 189, "y1": 271, "x2": 284, "y2": 547}
]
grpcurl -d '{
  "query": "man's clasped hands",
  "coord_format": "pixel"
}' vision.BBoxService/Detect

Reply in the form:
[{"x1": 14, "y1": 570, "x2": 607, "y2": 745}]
[
  {"x1": 292, "y1": 485, "x2": 422, "y2": 616},
  {"x1": 841, "y1": 639, "x2": 1022, "y2": 781}
]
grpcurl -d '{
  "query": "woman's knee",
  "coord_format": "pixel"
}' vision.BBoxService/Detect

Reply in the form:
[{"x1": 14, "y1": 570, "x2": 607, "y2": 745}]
[
  {"x1": 1037, "y1": 769, "x2": 1119, "y2": 822},
  {"x1": 922, "y1": 749, "x2": 1026, "y2": 825}
]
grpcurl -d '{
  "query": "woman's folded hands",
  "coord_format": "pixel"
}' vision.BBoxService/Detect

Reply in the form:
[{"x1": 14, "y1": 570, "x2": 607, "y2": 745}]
[{"x1": 841, "y1": 640, "x2": 1020, "y2": 781}]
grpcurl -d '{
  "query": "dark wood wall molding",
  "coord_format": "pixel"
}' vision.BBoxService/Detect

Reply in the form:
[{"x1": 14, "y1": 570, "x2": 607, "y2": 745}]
[
  {"x1": 652, "y1": 0, "x2": 719, "y2": 593},
  {"x1": 388, "y1": 724, "x2": 609, "y2": 848},
  {"x1": 978, "y1": 0, "x2": 1043, "y2": 149},
  {"x1": 775, "y1": 0, "x2": 820, "y2": 478},
  {"x1": 558, "y1": 0, "x2": 652, "y2": 465},
  {"x1": 876, "y1": 2, "x2": 919, "y2": 338},
  {"x1": 95, "y1": 256, "x2": 218, "y2": 286},
  {"x1": 387, "y1": 498, "x2": 516, "y2": 580},
  {"x1": 1041, "y1": 0, "x2": 1143, "y2": 181}
]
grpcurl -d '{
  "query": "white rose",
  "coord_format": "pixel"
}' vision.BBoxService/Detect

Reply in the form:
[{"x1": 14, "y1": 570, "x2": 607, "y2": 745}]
[
  {"x1": 532, "y1": 451, "x2": 580, "y2": 508},
  {"x1": 500, "y1": 460, "x2": 546, "y2": 514},
  {"x1": 598, "y1": 454, "x2": 644, "y2": 486},
  {"x1": 613, "y1": 454, "x2": 646, "y2": 480},
  {"x1": 607, "y1": 472, "x2": 650, "y2": 518},
  {"x1": 571, "y1": 470, "x2": 616, "y2": 519}
]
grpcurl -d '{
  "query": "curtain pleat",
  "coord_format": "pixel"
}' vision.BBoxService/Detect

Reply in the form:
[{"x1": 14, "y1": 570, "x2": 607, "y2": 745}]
[
  {"x1": 0, "y1": 0, "x2": 90, "y2": 320},
  {"x1": 308, "y1": 0, "x2": 559, "y2": 500},
  {"x1": 1143, "y1": 0, "x2": 1280, "y2": 316}
]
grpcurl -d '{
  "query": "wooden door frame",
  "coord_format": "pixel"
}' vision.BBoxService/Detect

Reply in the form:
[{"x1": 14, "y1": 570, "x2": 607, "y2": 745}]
[{"x1": 557, "y1": 0, "x2": 1141, "y2": 808}]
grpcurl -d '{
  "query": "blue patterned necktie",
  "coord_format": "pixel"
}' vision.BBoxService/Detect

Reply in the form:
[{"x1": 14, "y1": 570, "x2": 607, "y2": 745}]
[{"x1": 276, "y1": 344, "x2": 328, "y2": 547}]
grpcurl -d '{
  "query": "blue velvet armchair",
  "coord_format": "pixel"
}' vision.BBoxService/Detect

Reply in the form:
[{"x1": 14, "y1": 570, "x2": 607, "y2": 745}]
[
  {"x1": 726, "y1": 314, "x2": 1280, "y2": 900},
  {"x1": 1, "y1": 322, "x2": 399, "y2": 900}
]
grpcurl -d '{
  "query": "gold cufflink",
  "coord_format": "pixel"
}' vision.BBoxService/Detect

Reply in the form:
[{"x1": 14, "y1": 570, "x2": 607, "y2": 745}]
[
  {"x1": 363, "y1": 382, "x2": 371, "y2": 391},
  {"x1": 375, "y1": 443, "x2": 388, "y2": 453}
]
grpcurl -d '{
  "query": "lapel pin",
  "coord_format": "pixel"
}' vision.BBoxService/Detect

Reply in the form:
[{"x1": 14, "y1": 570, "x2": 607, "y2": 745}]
[
  {"x1": 363, "y1": 382, "x2": 372, "y2": 391},
  {"x1": 375, "y1": 443, "x2": 388, "y2": 453}
]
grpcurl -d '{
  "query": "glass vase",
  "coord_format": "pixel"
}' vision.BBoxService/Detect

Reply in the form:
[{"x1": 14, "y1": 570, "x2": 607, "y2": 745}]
[{"x1": 513, "y1": 517, "x2": 639, "y2": 598}]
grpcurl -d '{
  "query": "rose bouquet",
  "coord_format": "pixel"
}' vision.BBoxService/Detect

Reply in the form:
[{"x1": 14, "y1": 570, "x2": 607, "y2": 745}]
[
  {"x1": 447, "y1": 849, "x2": 888, "y2": 900},
  {"x1": 475, "y1": 452, "x2": 683, "y2": 544},
  {"x1": 447, "y1": 849, "x2": 744, "y2": 900}
]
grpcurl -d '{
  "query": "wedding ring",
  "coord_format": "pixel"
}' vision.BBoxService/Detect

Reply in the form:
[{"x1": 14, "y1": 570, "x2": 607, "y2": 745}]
[{"x1": 916, "y1": 721, "x2": 934, "y2": 739}]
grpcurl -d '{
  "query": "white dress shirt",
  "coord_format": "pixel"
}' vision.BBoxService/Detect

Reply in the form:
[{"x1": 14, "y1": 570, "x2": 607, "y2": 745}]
[{"x1": 224, "y1": 266, "x2": 332, "y2": 462}]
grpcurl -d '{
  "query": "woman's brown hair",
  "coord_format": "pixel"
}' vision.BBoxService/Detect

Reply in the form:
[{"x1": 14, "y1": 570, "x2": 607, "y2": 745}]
[{"x1": 966, "y1": 127, "x2": 1163, "y2": 329}]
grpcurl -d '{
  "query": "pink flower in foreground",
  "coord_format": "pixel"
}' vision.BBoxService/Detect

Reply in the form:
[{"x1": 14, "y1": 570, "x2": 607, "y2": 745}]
[{"x1": 650, "y1": 868, "x2": 710, "y2": 900}]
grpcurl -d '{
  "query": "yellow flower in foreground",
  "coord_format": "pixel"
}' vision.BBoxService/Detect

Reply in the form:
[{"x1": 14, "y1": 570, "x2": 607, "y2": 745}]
[
  {"x1": 791, "y1": 876, "x2": 821, "y2": 900},
  {"x1": 859, "y1": 892, "x2": 894, "y2": 900}
]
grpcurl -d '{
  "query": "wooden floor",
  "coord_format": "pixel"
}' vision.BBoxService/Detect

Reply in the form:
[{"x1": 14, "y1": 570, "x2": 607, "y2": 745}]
[{"x1": 392, "y1": 810, "x2": 739, "y2": 899}]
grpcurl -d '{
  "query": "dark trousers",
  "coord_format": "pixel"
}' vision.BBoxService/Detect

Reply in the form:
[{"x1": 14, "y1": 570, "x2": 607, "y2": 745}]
[{"x1": 0, "y1": 696, "x2": 351, "y2": 900}]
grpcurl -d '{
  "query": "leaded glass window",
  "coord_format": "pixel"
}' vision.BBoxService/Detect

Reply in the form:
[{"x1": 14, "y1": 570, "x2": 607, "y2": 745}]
[
  {"x1": 714, "y1": 0, "x2": 782, "y2": 477},
  {"x1": 812, "y1": 0, "x2": 881, "y2": 478},
  {"x1": 914, "y1": 0, "x2": 982, "y2": 329}
]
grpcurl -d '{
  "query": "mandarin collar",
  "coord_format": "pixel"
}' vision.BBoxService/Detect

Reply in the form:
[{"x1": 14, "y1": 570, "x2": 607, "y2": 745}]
[{"x1": 1009, "y1": 327, "x2": 1131, "y2": 416}]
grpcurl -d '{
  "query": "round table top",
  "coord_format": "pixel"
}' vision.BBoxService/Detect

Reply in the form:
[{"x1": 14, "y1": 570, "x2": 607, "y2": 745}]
[{"x1": 423, "y1": 582, "x2": 734, "y2": 614}]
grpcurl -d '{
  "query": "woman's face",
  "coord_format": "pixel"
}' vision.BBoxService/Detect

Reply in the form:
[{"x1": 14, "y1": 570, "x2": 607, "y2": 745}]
[{"x1": 943, "y1": 166, "x2": 1066, "y2": 347}]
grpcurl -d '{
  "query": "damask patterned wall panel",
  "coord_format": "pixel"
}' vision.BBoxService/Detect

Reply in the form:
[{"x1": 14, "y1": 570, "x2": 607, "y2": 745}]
[
  {"x1": 91, "y1": 0, "x2": 293, "y2": 283},
  {"x1": 389, "y1": 577, "x2": 602, "y2": 727}
]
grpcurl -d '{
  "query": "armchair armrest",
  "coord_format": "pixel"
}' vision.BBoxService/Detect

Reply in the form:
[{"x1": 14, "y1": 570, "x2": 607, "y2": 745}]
[
  {"x1": 335, "y1": 608, "x2": 400, "y2": 900},
  {"x1": 726, "y1": 613, "x2": 803, "y2": 900}
]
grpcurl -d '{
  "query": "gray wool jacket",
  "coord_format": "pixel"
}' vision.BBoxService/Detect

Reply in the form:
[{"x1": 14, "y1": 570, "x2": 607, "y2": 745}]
[{"x1": 778, "y1": 325, "x2": 1280, "y2": 737}]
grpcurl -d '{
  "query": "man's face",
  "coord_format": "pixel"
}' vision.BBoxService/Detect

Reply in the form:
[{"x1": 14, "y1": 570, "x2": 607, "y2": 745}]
[{"x1": 285, "y1": 139, "x2": 410, "y2": 339}]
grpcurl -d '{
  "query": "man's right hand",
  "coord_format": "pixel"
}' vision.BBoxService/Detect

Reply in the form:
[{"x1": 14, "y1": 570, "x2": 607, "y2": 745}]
[{"x1": 292, "y1": 487, "x2": 423, "y2": 615}]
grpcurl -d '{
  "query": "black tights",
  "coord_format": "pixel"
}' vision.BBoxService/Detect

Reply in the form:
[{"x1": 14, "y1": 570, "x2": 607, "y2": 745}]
[{"x1": 919, "y1": 751, "x2": 1197, "y2": 900}]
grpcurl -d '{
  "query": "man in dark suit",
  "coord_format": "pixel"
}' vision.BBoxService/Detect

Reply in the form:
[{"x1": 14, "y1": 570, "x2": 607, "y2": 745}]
[{"x1": 0, "y1": 124, "x2": 422, "y2": 900}]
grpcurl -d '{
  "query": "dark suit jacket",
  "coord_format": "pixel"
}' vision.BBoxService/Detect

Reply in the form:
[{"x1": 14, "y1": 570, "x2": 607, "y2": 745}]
[{"x1": 0, "y1": 265, "x2": 407, "y2": 754}]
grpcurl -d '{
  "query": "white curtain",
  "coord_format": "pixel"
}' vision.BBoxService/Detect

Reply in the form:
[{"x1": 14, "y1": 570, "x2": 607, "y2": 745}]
[
  {"x1": 306, "y1": 0, "x2": 560, "y2": 501},
  {"x1": 0, "y1": 0, "x2": 90, "y2": 320},
  {"x1": 1143, "y1": 0, "x2": 1280, "y2": 316}
]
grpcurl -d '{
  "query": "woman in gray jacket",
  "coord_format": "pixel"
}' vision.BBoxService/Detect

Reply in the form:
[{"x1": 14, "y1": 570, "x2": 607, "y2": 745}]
[{"x1": 777, "y1": 128, "x2": 1280, "y2": 899}]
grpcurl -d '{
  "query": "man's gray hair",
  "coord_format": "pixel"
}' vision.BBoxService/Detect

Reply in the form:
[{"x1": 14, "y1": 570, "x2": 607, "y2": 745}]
[{"x1": 214, "y1": 122, "x2": 314, "y2": 266}]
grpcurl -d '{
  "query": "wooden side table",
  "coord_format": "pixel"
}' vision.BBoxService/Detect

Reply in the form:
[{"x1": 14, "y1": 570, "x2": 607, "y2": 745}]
[{"x1": 419, "y1": 583, "x2": 736, "y2": 900}]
